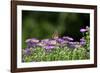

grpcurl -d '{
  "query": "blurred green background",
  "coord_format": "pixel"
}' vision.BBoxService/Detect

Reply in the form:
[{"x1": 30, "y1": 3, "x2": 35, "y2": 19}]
[{"x1": 22, "y1": 10, "x2": 90, "y2": 49}]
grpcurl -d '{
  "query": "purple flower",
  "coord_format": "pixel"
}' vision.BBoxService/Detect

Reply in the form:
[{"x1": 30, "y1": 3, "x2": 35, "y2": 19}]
[
  {"x1": 25, "y1": 39, "x2": 31, "y2": 43},
  {"x1": 24, "y1": 48, "x2": 31, "y2": 55},
  {"x1": 80, "y1": 37, "x2": 85, "y2": 42},
  {"x1": 49, "y1": 40, "x2": 57, "y2": 45},
  {"x1": 80, "y1": 41, "x2": 86, "y2": 46},
  {"x1": 25, "y1": 38, "x2": 39, "y2": 48},
  {"x1": 56, "y1": 38, "x2": 64, "y2": 43},
  {"x1": 80, "y1": 29, "x2": 87, "y2": 32},
  {"x1": 67, "y1": 42, "x2": 81, "y2": 48},
  {"x1": 80, "y1": 37, "x2": 86, "y2": 46},
  {"x1": 41, "y1": 39, "x2": 57, "y2": 46},
  {"x1": 41, "y1": 39, "x2": 49, "y2": 42},
  {"x1": 67, "y1": 42, "x2": 75, "y2": 48},
  {"x1": 37, "y1": 42, "x2": 44, "y2": 47},
  {"x1": 68, "y1": 42, "x2": 74, "y2": 44},
  {"x1": 43, "y1": 45, "x2": 55, "y2": 50},
  {"x1": 63, "y1": 36, "x2": 74, "y2": 41},
  {"x1": 63, "y1": 36, "x2": 68, "y2": 39},
  {"x1": 41, "y1": 39, "x2": 50, "y2": 45},
  {"x1": 31, "y1": 38, "x2": 39, "y2": 43},
  {"x1": 27, "y1": 42, "x2": 37, "y2": 48}
]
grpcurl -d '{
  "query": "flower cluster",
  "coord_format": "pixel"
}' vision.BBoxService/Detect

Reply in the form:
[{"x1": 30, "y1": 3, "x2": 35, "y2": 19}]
[{"x1": 22, "y1": 26, "x2": 90, "y2": 62}]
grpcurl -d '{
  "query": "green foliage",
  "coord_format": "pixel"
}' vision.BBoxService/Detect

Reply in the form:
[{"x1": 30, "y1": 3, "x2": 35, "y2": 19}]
[{"x1": 23, "y1": 47, "x2": 89, "y2": 62}]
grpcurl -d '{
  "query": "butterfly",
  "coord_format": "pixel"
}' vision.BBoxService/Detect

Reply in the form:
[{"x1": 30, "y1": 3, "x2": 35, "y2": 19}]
[{"x1": 52, "y1": 30, "x2": 59, "y2": 39}]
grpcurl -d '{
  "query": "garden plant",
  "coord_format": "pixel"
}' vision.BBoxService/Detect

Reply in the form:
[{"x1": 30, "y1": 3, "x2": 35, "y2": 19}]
[{"x1": 22, "y1": 26, "x2": 90, "y2": 62}]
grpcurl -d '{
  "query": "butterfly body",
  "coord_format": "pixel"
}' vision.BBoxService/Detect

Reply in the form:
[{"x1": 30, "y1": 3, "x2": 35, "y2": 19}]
[{"x1": 52, "y1": 31, "x2": 59, "y2": 39}]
